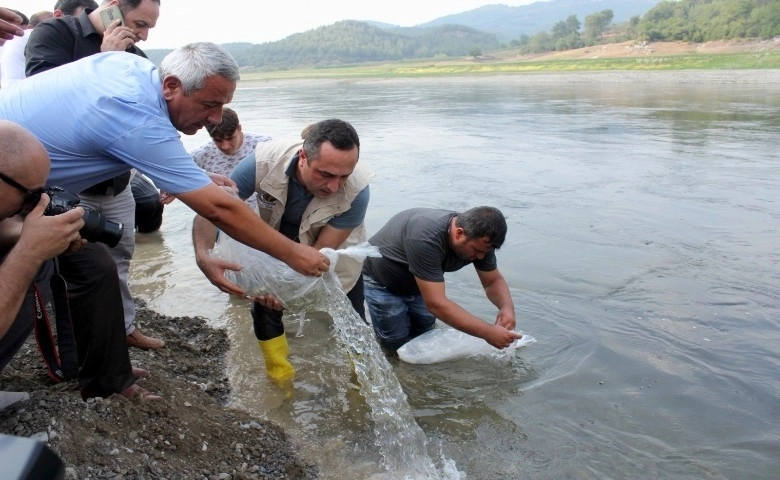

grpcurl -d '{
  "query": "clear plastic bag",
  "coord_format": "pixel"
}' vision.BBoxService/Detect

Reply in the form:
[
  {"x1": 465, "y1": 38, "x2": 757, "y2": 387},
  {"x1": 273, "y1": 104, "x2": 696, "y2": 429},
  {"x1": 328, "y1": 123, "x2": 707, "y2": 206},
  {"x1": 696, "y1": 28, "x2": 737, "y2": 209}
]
[
  {"x1": 397, "y1": 327, "x2": 537, "y2": 364},
  {"x1": 209, "y1": 235, "x2": 380, "y2": 313}
]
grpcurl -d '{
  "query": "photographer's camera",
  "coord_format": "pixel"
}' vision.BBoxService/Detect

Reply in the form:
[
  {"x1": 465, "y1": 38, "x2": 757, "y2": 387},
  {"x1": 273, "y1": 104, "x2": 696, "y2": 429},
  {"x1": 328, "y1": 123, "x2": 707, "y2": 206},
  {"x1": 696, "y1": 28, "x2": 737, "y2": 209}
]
[{"x1": 43, "y1": 187, "x2": 124, "y2": 248}]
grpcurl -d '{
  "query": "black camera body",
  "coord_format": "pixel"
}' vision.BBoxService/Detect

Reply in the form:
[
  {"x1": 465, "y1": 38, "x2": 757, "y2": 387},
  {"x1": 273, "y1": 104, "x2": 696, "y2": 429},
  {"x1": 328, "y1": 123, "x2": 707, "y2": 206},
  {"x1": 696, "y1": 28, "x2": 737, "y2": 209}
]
[{"x1": 43, "y1": 187, "x2": 124, "y2": 248}]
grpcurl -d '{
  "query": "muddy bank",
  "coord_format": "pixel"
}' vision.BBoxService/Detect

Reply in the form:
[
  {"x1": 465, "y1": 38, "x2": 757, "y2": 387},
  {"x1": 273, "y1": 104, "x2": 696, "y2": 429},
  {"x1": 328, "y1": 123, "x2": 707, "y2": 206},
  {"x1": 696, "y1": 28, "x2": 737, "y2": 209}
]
[{"x1": 0, "y1": 301, "x2": 317, "y2": 479}]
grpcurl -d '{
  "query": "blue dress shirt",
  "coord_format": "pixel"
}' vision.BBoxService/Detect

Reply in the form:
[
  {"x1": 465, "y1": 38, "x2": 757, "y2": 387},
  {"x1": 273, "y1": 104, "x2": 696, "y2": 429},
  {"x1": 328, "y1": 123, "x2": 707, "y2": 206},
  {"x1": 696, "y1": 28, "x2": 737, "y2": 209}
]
[{"x1": 0, "y1": 51, "x2": 210, "y2": 194}]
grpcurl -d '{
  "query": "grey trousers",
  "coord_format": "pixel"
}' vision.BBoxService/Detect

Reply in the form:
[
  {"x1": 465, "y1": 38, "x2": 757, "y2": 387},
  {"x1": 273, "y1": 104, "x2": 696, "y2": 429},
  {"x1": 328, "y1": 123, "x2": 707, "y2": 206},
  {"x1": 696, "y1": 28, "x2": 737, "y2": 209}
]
[{"x1": 78, "y1": 186, "x2": 137, "y2": 335}]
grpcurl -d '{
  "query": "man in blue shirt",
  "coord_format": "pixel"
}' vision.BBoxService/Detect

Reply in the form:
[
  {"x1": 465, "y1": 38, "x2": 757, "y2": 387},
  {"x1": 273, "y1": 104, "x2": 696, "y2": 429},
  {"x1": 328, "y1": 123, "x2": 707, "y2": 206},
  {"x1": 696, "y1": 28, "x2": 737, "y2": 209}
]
[
  {"x1": 0, "y1": 42, "x2": 330, "y2": 400},
  {"x1": 25, "y1": 0, "x2": 163, "y2": 350},
  {"x1": 0, "y1": 43, "x2": 327, "y2": 271}
]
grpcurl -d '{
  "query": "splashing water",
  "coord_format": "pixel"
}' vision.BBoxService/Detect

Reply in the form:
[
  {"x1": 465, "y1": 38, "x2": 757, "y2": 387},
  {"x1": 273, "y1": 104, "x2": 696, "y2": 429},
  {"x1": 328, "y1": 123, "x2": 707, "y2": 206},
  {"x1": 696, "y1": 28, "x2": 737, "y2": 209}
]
[
  {"x1": 213, "y1": 238, "x2": 462, "y2": 478},
  {"x1": 318, "y1": 274, "x2": 448, "y2": 478}
]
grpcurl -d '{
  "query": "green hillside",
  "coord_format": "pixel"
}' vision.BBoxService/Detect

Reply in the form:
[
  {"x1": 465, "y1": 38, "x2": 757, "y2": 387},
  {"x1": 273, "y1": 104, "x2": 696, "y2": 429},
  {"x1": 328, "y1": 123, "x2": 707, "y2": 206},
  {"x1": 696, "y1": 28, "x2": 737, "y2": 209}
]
[
  {"x1": 146, "y1": 0, "x2": 780, "y2": 71},
  {"x1": 233, "y1": 21, "x2": 500, "y2": 70}
]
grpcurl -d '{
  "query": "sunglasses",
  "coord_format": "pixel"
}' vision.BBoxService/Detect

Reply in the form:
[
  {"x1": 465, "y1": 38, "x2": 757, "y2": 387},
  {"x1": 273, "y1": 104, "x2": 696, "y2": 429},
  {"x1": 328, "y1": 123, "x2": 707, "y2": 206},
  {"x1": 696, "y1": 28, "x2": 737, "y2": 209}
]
[{"x1": 0, "y1": 170, "x2": 45, "y2": 214}]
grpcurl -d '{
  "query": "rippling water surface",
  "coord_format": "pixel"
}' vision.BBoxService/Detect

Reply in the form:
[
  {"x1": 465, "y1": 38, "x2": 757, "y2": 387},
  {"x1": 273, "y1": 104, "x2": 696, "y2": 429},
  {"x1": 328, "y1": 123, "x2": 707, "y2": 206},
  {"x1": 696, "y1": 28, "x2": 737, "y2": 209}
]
[{"x1": 131, "y1": 75, "x2": 780, "y2": 479}]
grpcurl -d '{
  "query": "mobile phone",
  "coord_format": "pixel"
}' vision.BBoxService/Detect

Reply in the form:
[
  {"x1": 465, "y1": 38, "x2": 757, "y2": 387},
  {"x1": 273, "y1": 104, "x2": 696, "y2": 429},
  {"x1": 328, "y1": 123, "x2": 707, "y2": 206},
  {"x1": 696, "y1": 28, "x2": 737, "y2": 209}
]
[{"x1": 99, "y1": 5, "x2": 124, "y2": 29}]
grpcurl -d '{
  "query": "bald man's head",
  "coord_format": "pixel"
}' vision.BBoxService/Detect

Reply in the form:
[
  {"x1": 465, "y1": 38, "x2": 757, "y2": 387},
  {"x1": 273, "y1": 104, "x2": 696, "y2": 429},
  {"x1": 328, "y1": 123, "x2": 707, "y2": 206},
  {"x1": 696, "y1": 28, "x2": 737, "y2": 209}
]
[{"x1": 0, "y1": 121, "x2": 50, "y2": 219}]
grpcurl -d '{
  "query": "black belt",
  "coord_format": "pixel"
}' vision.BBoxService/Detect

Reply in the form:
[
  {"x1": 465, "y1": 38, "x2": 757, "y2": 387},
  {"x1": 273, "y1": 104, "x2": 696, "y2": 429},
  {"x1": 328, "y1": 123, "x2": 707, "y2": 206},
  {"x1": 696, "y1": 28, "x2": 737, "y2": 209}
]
[{"x1": 80, "y1": 171, "x2": 132, "y2": 196}]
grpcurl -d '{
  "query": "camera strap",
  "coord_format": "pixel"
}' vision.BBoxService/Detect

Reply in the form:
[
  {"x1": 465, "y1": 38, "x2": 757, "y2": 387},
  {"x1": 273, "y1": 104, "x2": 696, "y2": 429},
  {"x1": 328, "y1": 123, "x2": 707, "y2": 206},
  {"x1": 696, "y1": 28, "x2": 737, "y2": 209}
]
[{"x1": 32, "y1": 269, "x2": 79, "y2": 383}]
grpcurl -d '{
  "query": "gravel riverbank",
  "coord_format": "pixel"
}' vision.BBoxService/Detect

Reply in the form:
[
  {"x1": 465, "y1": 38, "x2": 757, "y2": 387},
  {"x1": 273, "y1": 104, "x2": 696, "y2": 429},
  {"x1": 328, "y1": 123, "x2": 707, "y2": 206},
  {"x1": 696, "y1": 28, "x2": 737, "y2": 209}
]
[{"x1": 0, "y1": 302, "x2": 317, "y2": 479}]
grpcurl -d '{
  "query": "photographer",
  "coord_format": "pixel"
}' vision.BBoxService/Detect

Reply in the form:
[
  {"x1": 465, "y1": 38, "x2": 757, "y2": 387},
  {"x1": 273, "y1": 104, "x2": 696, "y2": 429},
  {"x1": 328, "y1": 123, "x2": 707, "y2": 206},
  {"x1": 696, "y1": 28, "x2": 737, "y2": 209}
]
[
  {"x1": 0, "y1": 120, "x2": 155, "y2": 405},
  {"x1": 0, "y1": 121, "x2": 83, "y2": 340}
]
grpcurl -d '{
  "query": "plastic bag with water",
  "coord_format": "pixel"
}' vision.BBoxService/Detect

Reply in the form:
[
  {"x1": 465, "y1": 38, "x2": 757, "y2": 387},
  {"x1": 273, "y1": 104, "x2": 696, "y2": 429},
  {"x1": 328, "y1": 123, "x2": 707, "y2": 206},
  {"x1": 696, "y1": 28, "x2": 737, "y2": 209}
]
[
  {"x1": 209, "y1": 234, "x2": 381, "y2": 313},
  {"x1": 211, "y1": 235, "x2": 455, "y2": 477},
  {"x1": 397, "y1": 327, "x2": 537, "y2": 364}
]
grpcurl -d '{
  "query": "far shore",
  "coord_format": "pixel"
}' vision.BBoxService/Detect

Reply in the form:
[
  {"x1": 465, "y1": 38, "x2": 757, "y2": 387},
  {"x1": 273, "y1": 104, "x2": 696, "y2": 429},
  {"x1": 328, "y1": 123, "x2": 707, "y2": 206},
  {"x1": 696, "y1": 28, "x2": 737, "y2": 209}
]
[
  {"x1": 237, "y1": 39, "x2": 780, "y2": 84},
  {"x1": 239, "y1": 69, "x2": 780, "y2": 86}
]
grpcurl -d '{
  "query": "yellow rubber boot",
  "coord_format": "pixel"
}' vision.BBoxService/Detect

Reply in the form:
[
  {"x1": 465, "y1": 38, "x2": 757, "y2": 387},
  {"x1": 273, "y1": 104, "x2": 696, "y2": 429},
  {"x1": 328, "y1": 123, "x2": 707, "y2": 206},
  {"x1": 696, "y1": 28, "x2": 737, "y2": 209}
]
[{"x1": 258, "y1": 335, "x2": 295, "y2": 388}]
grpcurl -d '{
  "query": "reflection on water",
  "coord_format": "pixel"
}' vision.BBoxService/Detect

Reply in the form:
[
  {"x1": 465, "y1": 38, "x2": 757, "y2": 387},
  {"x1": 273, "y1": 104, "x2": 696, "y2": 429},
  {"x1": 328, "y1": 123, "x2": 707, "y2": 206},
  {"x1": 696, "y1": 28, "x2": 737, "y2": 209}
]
[{"x1": 131, "y1": 74, "x2": 780, "y2": 480}]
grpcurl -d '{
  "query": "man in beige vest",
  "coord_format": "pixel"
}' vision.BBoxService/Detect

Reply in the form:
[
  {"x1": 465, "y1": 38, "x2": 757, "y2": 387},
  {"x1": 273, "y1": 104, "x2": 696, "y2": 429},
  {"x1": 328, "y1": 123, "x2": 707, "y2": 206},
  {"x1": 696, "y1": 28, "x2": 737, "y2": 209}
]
[{"x1": 193, "y1": 119, "x2": 371, "y2": 387}]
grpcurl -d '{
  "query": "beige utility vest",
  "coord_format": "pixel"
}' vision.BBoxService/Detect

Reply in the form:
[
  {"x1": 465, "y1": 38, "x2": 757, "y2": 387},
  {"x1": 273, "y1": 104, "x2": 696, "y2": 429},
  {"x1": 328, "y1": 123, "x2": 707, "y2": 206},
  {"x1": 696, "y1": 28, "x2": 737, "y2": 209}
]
[{"x1": 253, "y1": 139, "x2": 373, "y2": 292}]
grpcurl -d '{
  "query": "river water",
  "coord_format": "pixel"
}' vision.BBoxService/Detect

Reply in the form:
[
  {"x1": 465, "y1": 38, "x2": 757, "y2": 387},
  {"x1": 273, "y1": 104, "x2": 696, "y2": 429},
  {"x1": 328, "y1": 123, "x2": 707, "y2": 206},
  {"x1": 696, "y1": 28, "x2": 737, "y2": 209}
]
[{"x1": 130, "y1": 72, "x2": 780, "y2": 479}]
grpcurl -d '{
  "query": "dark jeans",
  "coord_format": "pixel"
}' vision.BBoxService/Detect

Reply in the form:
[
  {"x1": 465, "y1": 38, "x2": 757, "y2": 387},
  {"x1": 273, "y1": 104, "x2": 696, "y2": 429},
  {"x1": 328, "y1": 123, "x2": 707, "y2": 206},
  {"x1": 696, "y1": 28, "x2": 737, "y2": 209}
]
[
  {"x1": 252, "y1": 274, "x2": 366, "y2": 341},
  {"x1": 0, "y1": 244, "x2": 134, "y2": 398},
  {"x1": 363, "y1": 275, "x2": 436, "y2": 351}
]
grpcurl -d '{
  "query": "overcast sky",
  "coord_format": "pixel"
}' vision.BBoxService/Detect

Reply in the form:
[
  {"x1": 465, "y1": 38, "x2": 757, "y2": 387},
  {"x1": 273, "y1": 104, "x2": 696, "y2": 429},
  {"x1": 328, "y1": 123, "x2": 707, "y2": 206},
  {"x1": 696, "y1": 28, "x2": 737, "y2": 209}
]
[{"x1": 3, "y1": 1, "x2": 542, "y2": 50}]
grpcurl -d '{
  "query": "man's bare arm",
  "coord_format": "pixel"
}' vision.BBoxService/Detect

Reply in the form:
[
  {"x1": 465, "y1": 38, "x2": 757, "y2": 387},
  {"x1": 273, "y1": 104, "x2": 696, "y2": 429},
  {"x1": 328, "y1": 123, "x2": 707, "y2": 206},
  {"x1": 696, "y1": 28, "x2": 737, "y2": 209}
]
[
  {"x1": 177, "y1": 183, "x2": 329, "y2": 276},
  {"x1": 191, "y1": 214, "x2": 244, "y2": 296},
  {"x1": 0, "y1": 218, "x2": 41, "y2": 338},
  {"x1": 477, "y1": 268, "x2": 516, "y2": 330},
  {"x1": 0, "y1": 216, "x2": 22, "y2": 252},
  {"x1": 416, "y1": 278, "x2": 521, "y2": 349}
]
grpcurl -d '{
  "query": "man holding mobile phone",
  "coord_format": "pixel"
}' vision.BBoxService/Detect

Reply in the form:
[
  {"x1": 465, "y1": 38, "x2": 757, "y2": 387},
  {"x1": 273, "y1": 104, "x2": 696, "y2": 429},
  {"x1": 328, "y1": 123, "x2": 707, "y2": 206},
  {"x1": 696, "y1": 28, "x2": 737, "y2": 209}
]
[
  {"x1": 26, "y1": 0, "x2": 159, "y2": 75},
  {"x1": 23, "y1": 0, "x2": 165, "y2": 351}
]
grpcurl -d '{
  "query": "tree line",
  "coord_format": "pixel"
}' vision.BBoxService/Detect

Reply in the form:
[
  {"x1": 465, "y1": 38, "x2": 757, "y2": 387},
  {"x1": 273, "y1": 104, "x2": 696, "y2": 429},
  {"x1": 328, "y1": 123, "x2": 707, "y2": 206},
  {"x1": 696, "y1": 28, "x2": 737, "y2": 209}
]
[
  {"x1": 512, "y1": 0, "x2": 779, "y2": 54},
  {"x1": 230, "y1": 21, "x2": 500, "y2": 70}
]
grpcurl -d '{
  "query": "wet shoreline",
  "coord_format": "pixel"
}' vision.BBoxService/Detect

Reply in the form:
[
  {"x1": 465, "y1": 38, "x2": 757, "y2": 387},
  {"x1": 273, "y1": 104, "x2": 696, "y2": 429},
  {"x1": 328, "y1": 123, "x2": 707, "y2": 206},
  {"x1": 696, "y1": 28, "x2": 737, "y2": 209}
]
[{"x1": 242, "y1": 69, "x2": 780, "y2": 86}]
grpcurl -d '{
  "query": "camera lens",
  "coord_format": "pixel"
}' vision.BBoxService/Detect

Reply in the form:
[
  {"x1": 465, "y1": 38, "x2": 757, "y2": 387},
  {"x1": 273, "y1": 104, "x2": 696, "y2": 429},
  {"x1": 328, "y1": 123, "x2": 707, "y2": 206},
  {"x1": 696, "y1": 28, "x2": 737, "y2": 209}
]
[
  {"x1": 80, "y1": 209, "x2": 124, "y2": 248},
  {"x1": 42, "y1": 187, "x2": 124, "y2": 248}
]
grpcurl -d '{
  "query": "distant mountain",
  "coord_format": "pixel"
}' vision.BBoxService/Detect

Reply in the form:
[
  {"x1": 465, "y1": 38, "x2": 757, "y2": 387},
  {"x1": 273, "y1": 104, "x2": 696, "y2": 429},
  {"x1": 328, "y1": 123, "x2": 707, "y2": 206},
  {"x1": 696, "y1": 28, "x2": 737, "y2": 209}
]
[{"x1": 422, "y1": 0, "x2": 660, "y2": 41}]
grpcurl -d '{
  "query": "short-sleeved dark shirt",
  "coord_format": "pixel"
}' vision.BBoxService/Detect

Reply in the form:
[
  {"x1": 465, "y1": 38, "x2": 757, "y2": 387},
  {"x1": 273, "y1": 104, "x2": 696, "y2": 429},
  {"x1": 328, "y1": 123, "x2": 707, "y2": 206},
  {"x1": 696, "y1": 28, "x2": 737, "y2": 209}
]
[{"x1": 362, "y1": 208, "x2": 497, "y2": 296}]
